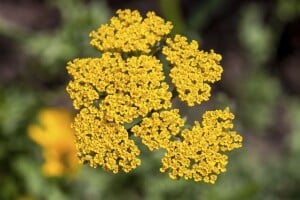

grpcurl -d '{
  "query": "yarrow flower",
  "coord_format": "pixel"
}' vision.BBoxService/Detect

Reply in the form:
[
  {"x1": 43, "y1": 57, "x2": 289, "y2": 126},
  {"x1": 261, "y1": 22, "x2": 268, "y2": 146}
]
[
  {"x1": 162, "y1": 35, "x2": 223, "y2": 106},
  {"x1": 66, "y1": 9, "x2": 242, "y2": 183},
  {"x1": 28, "y1": 108, "x2": 80, "y2": 177}
]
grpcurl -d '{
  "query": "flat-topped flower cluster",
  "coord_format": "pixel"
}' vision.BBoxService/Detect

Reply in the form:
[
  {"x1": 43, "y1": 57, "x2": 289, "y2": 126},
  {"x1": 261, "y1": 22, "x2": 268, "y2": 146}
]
[{"x1": 66, "y1": 9, "x2": 242, "y2": 184}]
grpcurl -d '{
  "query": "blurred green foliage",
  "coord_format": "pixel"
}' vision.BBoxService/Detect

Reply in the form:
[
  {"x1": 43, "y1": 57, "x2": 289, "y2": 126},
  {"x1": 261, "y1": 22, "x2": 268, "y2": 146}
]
[
  {"x1": 238, "y1": 72, "x2": 281, "y2": 133},
  {"x1": 1, "y1": 0, "x2": 300, "y2": 199},
  {"x1": 0, "y1": 88, "x2": 38, "y2": 135},
  {"x1": 24, "y1": 0, "x2": 110, "y2": 76},
  {"x1": 239, "y1": 4, "x2": 274, "y2": 65},
  {"x1": 276, "y1": 0, "x2": 300, "y2": 22}
]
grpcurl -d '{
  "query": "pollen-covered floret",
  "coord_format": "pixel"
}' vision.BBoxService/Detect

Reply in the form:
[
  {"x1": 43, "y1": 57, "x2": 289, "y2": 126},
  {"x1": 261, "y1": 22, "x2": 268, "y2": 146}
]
[
  {"x1": 90, "y1": 9, "x2": 173, "y2": 54},
  {"x1": 160, "y1": 108, "x2": 242, "y2": 183},
  {"x1": 162, "y1": 35, "x2": 223, "y2": 106}
]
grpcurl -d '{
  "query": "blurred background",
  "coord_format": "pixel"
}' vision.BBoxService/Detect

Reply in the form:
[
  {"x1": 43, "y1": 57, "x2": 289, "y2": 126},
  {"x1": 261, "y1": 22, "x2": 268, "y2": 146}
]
[{"x1": 0, "y1": 0, "x2": 300, "y2": 199}]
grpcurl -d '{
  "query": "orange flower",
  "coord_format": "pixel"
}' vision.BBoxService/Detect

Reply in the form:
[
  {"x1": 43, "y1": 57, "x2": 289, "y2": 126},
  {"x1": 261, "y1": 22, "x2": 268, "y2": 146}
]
[{"x1": 28, "y1": 108, "x2": 79, "y2": 177}]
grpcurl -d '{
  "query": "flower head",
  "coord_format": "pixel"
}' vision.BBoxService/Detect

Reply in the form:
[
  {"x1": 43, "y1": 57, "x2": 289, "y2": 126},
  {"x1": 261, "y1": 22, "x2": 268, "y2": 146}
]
[
  {"x1": 72, "y1": 107, "x2": 141, "y2": 173},
  {"x1": 66, "y1": 9, "x2": 242, "y2": 183},
  {"x1": 160, "y1": 108, "x2": 242, "y2": 183},
  {"x1": 28, "y1": 108, "x2": 80, "y2": 177},
  {"x1": 90, "y1": 9, "x2": 173, "y2": 54},
  {"x1": 162, "y1": 35, "x2": 223, "y2": 106}
]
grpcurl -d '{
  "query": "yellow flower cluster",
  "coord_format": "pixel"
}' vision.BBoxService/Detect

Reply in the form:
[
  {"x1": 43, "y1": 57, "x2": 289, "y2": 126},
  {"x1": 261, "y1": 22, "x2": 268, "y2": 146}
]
[
  {"x1": 160, "y1": 108, "x2": 242, "y2": 183},
  {"x1": 66, "y1": 53, "x2": 171, "y2": 120},
  {"x1": 73, "y1": 107, "x2": 141, "y2": 173},
  {"x1": 28, "y1": 108, "x2": 79, "y2": 177},
  {"x1": 66, "y1": 9, "x2": 242, "y2": 183},
  {"x1": 162, "y1": 35, "x2": 223, "y2": 106},
  {"x1": 90, "y1": 9, "x2": 173, "y2": 54},
  {"x1": 67, "y1": 47, "x2": 171, "y2": 173},
  {"x1": 132, "y1": 109, "x2": 184, "y2": 150}
]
